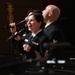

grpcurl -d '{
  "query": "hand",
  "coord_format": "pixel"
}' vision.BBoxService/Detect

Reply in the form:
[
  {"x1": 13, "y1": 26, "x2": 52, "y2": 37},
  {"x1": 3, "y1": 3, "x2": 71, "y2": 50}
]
[
  {"x1": 14, "y1": 32, "x2": 21, "y2": 41},
  {"x1": 23, "y1": 44, "x2": 31, "y2": 52},
  {"x1": 9, "y1": 22, "x2": 17, "y2": 33}
]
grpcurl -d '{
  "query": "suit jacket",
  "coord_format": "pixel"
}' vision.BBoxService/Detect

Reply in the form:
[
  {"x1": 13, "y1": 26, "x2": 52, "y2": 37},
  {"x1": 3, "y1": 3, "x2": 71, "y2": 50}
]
[
  {"x1": 43, "y1": 22, "x2": 65, "y2": 59},
  {"x1": 22, "y1": 29, "x2": 49, "y2": 59}
]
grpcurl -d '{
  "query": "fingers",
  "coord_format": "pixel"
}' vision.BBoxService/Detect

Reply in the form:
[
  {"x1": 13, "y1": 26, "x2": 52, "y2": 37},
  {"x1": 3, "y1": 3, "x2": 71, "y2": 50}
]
[
  {"x1": 9, "y1": 22, "x2": 16, "y2": 27},
  {"x1": 23, "y1": 44, "x2": 31, "y2": 52},
  {"x1": 9, "y1": 22, "x2": 17, "y2": 33}
]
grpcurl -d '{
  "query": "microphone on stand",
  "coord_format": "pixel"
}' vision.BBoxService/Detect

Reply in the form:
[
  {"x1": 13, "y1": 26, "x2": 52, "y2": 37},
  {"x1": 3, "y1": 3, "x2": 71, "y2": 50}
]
[
  {"x1": 3, "y1": 25, "x2": 14, "y2": 29},
  {"x1": 16, "y1": 19, "x2": 26, "y2": 25},
  {"x1": 2, "y1": 19, "x2": 26, "y2": 29},
  {"x1": 6, "y1": 28, "x2": 25, "y2": 41}
]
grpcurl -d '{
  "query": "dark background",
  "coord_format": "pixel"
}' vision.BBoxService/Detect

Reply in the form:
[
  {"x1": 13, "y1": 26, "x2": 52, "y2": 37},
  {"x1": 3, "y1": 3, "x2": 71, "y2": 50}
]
[
  {"x1": 0, "y1": 1, "x2": 75, "y2": 74},
  {"x1": 0, "y1": 0, "x2": 75, "y2": 58}
]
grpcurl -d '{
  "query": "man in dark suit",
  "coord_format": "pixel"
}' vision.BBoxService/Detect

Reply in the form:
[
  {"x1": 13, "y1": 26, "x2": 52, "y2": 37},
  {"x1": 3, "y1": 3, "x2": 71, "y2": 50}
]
[{"x1": 42, "y1": 5, "x2": 65, "y2": 60}]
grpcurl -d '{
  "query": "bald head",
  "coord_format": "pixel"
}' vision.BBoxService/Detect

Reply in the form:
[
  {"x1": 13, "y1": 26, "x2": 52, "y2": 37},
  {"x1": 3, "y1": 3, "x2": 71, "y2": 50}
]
[
  {"x1": 42, "y1": 5, "x2": 60, "y2": 23},
  {"x1": 47, "y1": 5, "x2": 60, "y2": 19}
]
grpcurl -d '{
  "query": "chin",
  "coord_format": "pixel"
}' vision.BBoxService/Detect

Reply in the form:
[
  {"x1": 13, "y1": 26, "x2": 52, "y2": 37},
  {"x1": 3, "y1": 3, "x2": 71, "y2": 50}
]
[{"x1": 28, "y1": 28, "x2": 31, "y2": 31}]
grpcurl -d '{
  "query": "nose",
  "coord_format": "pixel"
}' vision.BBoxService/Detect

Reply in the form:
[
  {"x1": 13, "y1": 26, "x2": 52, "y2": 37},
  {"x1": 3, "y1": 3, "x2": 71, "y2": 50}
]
[
  {"x1": 42, "y1": 10, "x2": 44, "y2": 14},
  {"x1": 27, "y1": 20, "x2": 31, "y2": 26},
  {"x1": 28, "y1": 20, "x2": 31, "y2": 24}
]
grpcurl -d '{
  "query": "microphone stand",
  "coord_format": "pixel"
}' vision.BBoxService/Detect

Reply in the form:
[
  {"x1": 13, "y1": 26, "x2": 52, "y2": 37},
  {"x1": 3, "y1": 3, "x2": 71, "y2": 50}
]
[
  {"x1": 6, "y1": 28, "x2": 25, "y2": 41},
  {"x1": 1, "y1": 19, "x2": 26, "y2": 29},
  {"x1": 4, "y1": 20, "x2": 27, "y2": 55},
  {"x1": 5, "y1": 19, "x2": 27, "y2": 41}
]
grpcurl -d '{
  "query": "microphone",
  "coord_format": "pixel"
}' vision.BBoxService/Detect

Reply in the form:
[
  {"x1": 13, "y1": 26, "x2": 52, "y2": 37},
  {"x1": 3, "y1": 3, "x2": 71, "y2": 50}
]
[
  {"x1": 16, "y1": 19, "x2": 26, "y2": 25},
  {"x1": 3, "y1": 26, "x2": 14, "y2": 29},
  {"x1": 6, "y1": 28, "x2": 25, "y2": 41},
  {"x1": 3, "y1": 19, "x2": 26, "y2": 29}
]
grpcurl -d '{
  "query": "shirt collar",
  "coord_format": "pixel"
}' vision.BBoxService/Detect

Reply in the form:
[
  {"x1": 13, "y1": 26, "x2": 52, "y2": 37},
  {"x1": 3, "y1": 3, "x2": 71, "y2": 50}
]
[
  {"x1": 45, "y1": 21, "x2": 54, "y2": 28},
  {"x1": 32, "y1": 29, "x2": 42, "y2": 37}
]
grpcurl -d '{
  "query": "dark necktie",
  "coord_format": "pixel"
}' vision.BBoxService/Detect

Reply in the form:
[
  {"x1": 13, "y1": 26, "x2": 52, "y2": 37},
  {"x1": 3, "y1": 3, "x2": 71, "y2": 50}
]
[{"x1": 28, "y1": 35, "x2": 33, "y2": 44}]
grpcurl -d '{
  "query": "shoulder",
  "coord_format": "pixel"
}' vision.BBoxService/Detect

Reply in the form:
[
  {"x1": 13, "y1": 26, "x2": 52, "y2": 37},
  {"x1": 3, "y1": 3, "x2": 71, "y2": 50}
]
[
  {"x1": 22, "y1": 32, "x2": 32, "y2": 39},
  {"x1": 38, "y1": 31, "x2": 49, "y2": 40}
]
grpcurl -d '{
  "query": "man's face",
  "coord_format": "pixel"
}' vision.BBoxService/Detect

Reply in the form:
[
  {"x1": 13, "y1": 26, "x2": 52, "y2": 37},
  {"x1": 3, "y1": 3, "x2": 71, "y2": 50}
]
[{"x1": 42, "y1": 6, "x2": 49, "y2": 22}]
